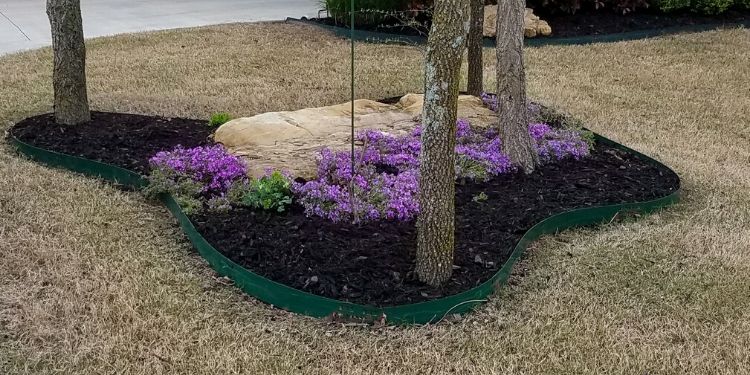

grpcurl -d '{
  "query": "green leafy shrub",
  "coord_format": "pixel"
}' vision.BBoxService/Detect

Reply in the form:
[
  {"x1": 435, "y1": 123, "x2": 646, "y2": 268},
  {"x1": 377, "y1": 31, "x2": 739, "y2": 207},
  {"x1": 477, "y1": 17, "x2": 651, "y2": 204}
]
[
  {"x1": 242, "y1": 171, "x2": 294, "y2": 213},
  {"x1": 209, "y1": 112, "x2": 232, "y2": 127},
  {"x1": 527, "y1": 0, "x2": 649, "y2": 14},
  {"x1": 322, "y1": 0, "x2": 432, "y2": 27},
  {"x1": 528, "y1": 0, "x2": 745, "y2": 14},
  {"x1": 654, "y1": 0, "x2": 738, "y2": 14}
]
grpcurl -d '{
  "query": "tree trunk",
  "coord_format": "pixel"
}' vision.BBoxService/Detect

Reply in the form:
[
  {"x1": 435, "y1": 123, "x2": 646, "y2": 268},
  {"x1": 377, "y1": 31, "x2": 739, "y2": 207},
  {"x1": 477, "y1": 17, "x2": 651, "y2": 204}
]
[
  {"x1": 467, "y1": 0, "x2": 484, "y2": 97},
  {"x1": 416, "y1": 0, "x2": 470, "y2": 287},
  {"x1": 496, "y1": 0, "x2": 539, "y2": 172},
  {"x1": 47, "y1": 0, "x2": 90, "y2": 125}
]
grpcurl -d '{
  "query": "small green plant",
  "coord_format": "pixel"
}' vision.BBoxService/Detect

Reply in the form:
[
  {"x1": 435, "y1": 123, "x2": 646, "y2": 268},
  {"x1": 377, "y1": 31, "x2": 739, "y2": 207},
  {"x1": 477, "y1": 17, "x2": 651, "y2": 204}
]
[
  {"x1": 456, "y1": 155, "x2": 490, "y2": 182},
  {"x1": 209, "y1": 112, "x2": 232, "y2": 127},
  {"x1": 144, "y1": 167, "x2": 205, "y2": 213},
  {"x1": 472, "y1": 192, "x2": 488, "y2": 203},
  {"x1": 578, "y1": 129, "x2": 596, "y2": 150},
  {"x1": 175, "y1": 195, "x2": 204, "y2": 216},
  {"x1": 242, "y1": 171, "x2": 294, "y2": 212}
]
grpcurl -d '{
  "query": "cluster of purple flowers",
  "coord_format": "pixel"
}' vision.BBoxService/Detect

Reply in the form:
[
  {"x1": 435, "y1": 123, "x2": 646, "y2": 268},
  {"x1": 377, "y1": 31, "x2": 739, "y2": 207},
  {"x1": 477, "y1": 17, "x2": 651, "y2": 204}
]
[
  {"x1": 294, "y1": 118, "x2": 590, "y2": 223},
  {"x1": 528, "y1": 123, "x2": 590, "y2": 161},
  {"x1": 353, "y1": 119, "x2": 512, "y2": 180},
  {"x1": 292, "y1": 148, "x2": 420, "y2": 223},
  {"x1": 480, "y1": 92, "x2": 498, "y2": 112},
  {"x1": 149, "y1": 144, "x2": 248, "y2": 199},
  {"x1": 146, "y1": 110, "x2": 591, "y2": 222}
]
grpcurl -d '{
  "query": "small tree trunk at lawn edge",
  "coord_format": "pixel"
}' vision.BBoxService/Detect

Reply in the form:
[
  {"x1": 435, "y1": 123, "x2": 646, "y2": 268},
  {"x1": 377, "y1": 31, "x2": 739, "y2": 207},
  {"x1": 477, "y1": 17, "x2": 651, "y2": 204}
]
[
  {"x1": 496, "y1": 0, "x2": 539, "y2": 172},
  {"x1": 416, "y1": 0, "x2": 470, "y2": 287},
  {"x1": 467, "y1": 0, "x2": 484, "y2": 97},
  {"x1": 47, "y1": 0, "x2": 90, "y2": 125}
]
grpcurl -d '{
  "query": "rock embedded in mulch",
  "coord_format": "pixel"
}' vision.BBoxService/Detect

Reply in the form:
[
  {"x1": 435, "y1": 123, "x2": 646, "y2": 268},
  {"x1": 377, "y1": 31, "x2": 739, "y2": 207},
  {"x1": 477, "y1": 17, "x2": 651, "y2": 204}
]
[{"x1": 213, "y1": 94, "x2": 497, "y2": 178}]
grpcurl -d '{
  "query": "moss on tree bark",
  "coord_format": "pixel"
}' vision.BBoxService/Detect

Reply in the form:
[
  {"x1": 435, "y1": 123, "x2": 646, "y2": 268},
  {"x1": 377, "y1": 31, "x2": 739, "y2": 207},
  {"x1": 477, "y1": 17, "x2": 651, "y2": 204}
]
[
  {"x1": 416, "y1": 0, "x2": 470, "y2": 287},
  {"x1": 47, "y1": 0, "x2": 90, "y2": 125},
  {"x1": 496, "y1": 0, "x2": 539, "y2": 172},
  {"x1": 467, "y1": 0, "x2": 484, "y2": 97}
]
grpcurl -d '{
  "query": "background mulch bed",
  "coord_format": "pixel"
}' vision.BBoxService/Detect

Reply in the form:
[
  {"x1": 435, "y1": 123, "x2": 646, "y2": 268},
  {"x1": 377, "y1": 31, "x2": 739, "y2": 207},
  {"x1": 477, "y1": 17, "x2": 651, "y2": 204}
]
[
  {"x1": 537, "y1": 9, "x2": 749, "y2": 38},
  {"x1": 310, "y1": 9, "x2": 748, "y2": 39},
  {"x1": 9, "y1": 110, "x2": 679, "y2": 307},
  {"x1": 11, "y1": 112, "x2": 214, "y2": 174}
]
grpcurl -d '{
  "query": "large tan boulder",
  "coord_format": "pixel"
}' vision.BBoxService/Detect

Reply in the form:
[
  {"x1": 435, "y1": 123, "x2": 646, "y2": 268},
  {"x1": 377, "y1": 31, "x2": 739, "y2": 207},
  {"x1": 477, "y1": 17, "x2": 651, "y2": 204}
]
[
  {"x1": 483, "y1": 6, "x2": 552, "y2": 38},
  {"x1": 397, "y1": 93, "x2": 497, "y2": 124},
  {"x1": 214, "y1": 94, "x2": 498, "y2": 178}
]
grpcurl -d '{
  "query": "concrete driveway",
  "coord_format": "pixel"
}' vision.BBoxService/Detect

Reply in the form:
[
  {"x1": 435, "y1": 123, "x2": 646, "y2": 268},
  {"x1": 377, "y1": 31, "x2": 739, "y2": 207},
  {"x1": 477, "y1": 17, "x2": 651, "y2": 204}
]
[{"x1": 0, "y1": 0, "x2": 321, "y2": 55}]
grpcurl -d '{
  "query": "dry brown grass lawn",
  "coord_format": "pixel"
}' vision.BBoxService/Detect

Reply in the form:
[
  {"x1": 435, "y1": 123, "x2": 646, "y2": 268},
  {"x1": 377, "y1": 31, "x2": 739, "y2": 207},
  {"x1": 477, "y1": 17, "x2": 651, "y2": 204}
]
[{"x1": 1, "y1": 21, "x2": 749, "y2": 374}]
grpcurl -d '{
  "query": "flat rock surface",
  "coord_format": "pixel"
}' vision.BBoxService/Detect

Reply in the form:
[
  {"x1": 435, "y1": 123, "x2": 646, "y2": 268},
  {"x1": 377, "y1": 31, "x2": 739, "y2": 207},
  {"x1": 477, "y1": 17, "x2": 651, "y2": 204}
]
[{"x1": 214, "y1": 94, "x2": 498, "y2": 178}]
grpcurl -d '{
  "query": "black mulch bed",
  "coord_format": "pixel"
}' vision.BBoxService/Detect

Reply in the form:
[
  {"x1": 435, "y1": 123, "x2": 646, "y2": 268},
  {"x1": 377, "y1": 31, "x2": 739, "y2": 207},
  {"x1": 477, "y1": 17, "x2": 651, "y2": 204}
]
[
  {"x1": 193, "y1": 144, "x2": 679, "y2": 306},
  {"x1": 11, "y1": 112, "x2": 214, "y2": 174},
  {"x1": 9, "y1": 108, "x2": 680, "y2": 307},
  {"x1": 308, "y1": 9, "x2": 748, "y2": 39},
  {"x1": 540, "y1": 9, "x2": 749, "y2": 38}
]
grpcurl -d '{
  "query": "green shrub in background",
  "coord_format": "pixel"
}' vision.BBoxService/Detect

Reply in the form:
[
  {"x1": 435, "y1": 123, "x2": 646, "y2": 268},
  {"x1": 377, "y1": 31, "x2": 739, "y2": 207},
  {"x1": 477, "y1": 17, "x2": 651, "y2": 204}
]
[
  {"x1": 498, "y1": 0, "x2": 746, "y2": 16},
  {"x1": 322, "y1": 0, "x2": 433, "y2": 26},
  {"x1": 529, "y1": 0, "x2": 649, "y2": 14},
  {"x1": 209, "y1": 112, "x2": 232, "y2": 127},
  {"x1": 654, "y1": 0, "x2": 742, "y2": 14}
]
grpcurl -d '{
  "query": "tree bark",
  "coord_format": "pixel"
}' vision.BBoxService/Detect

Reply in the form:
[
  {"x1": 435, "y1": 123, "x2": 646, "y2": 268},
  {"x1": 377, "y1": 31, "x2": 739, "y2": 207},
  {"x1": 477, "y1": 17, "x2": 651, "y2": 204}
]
[
  {"x1": 416, "y1": 0, "x2": 470, "y2": 287},
  {"x1": 47, "y1": 0, "x2": 90, "y2": 125},
  {"x1": 496, "y1": 0, "x2": 539, "y2": 172},
  {"x1": 467, "y1": 0, "x2": 484, "y2": 97}
]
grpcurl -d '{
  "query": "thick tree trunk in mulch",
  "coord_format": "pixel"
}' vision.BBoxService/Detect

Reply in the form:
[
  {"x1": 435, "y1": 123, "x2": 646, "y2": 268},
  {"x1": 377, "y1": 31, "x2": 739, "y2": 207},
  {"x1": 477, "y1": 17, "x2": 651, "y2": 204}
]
[
  {"x1": 416, "y1": 0, "x2": 470, "y2": 287},
  {"x1": 496, "y1": 0, "x2": 539, "y2": 173},
  {"x1": 47, "y1": 0, "x2": 90, "y2": 125},
  {"x1": 467, "y1": 0, "x2": 484, "y2": 97}
]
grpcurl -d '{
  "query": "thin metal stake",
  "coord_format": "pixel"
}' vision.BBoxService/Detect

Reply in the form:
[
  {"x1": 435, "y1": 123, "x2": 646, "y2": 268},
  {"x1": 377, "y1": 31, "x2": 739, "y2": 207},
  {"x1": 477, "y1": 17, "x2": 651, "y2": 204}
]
[{"x1": 349, "y1": 0, "x2": 356, "y2": 224}]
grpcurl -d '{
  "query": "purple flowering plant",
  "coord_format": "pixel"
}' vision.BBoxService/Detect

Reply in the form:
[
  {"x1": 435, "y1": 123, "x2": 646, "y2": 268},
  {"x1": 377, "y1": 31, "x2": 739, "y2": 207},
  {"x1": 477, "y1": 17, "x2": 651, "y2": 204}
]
[
  {"x1": 146, "y1": 144, "x2": 248, "y2": 214},
  {"x1": 293, "y1": 117, "x2": 590, "y2": 223},
  {"x1": 528, "y1": 123, "x2": 590, "y2": 161},
  {"x1": 292, "y1": 148, "x2": 420, "y2": 223},
  {"x1": 145, "y1": 97, "x2": 593, "y2": 221}
]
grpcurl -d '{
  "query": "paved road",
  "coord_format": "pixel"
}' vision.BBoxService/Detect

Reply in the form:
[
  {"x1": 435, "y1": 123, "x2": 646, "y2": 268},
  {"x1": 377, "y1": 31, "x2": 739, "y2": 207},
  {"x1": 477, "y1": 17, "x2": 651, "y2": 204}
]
[{"x1": 0, "y1": 0, "x2": 321, "y2": 55}]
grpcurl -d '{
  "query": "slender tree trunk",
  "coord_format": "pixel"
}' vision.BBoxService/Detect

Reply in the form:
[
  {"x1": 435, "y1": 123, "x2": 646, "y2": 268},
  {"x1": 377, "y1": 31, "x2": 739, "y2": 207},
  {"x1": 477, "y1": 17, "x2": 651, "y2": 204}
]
[
  {"x1": 416, "y1": 0, "x2": 470, "y2": 287},
  {"x1": 496, "y1": 0, "x2": 539, "y2": 172},
  {"x1": 467, "y1": 0, "x2": 484, "y2": 97},
  {"x1": 47, "y1": 0, "x2": 90, "y2": 125}
]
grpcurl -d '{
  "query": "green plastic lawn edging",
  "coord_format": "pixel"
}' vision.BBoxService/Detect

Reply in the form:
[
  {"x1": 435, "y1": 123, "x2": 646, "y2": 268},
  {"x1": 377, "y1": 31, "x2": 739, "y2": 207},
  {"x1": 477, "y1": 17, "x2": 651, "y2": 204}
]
[
  {"x1": 286, "y1": 17, "x2": 750, "y2": 47},
  {"x1": 9, "y1": 131, "x2": 680, "y2": 325}
]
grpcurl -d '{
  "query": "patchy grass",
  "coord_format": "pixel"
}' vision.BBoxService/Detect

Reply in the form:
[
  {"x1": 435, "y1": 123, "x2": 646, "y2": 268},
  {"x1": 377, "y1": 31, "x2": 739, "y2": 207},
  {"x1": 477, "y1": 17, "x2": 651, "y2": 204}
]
[{"x1": 1, "y1": 21, "x2": 749, "y2": 374}]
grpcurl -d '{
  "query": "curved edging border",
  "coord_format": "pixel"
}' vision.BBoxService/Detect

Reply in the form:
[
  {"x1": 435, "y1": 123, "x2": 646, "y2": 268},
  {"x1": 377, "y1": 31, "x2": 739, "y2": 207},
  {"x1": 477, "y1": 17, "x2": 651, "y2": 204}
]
[
  {"x1": 9, "y1": 132, "x2": 680, "y2": 325},
  {"x1": 286, "y1": 17, "x2": 750, "y2": 47}
]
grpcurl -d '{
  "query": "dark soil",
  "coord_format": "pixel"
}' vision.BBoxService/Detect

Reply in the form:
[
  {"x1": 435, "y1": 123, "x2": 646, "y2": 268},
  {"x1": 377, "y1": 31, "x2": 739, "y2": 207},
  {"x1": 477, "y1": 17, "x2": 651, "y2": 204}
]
[
  {"x1": 540, "y1": 9, "x2": 749, "y2": 38},
  {"x1": 307, "y1": 9, "x2": 748, "y2": 39},
  {"x1": 11, "y1": 112, "x2": 214, "y2": 174},
  {"x1": 192, "y1": 143, "x2": 679, "y2": 306}
]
